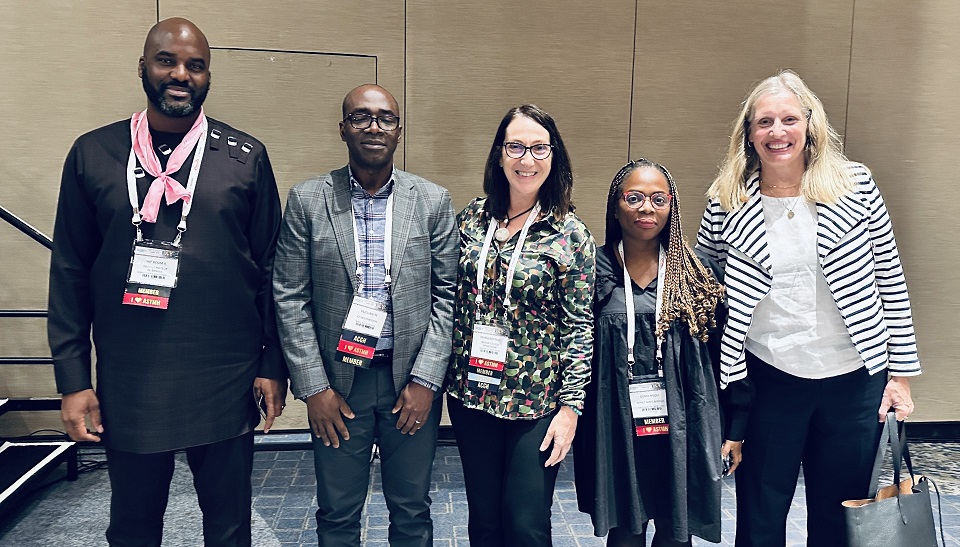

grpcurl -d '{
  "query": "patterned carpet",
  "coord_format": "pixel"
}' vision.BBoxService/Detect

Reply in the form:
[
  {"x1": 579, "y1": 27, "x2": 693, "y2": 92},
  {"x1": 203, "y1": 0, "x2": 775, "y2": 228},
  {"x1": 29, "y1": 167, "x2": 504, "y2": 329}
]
[{"x1": 1, "y1": 439, "x2": 958, "y2": 546}]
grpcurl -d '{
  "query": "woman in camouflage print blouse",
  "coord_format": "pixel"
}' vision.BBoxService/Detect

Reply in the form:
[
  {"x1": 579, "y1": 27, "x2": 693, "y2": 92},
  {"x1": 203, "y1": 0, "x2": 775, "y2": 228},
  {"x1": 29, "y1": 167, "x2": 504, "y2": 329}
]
[{"x1": 446, "y1": 104, "x2": 596, "y2": 547}]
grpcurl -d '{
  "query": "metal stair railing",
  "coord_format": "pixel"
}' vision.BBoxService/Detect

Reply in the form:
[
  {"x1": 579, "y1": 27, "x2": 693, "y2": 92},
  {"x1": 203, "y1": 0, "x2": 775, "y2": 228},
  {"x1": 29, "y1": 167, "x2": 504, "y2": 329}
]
[
  {"x1": 0, "y1": 202, "x2": 77, "y2": 520},
  {"x1": 0, "y1": 204, "x2": 57, "y2": 407}
]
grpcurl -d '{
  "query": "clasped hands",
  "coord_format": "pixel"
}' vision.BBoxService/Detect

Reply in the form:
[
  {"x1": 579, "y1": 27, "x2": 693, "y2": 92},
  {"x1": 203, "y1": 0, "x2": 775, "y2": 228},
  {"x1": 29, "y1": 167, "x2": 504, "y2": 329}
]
[{"x1": 306, "y1": 382, "x2": 434, "y2": 448}]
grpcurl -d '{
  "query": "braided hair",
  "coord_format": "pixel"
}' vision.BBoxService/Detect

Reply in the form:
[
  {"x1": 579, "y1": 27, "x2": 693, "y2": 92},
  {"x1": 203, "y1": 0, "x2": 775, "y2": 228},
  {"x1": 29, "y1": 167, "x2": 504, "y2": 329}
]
[{"x1": 605, "y1": 159, "x2": 725, "y2": 341}]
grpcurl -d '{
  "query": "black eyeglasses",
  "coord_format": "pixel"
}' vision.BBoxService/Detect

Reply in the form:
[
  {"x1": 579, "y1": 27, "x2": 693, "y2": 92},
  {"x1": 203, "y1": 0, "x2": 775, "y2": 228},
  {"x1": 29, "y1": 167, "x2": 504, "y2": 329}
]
[
  {"x1": 502, "y1": 142, "x2": 554, "y2": 160},
  {"x1": 622, "y1": 191, "x2": 672, "y2": 210},
  {"x1": 343, "y1": 113, "x2": 401, "y2": 131}
]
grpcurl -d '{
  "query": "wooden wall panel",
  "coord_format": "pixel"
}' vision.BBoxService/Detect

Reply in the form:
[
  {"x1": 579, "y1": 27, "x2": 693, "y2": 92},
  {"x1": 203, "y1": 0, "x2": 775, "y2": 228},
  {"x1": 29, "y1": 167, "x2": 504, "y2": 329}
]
[
  {"x1": 160, "y1": 1, "x2": 406, "y2": 168},
  {"x1": 202, "y1": 50, "x2": 377, "y2": 197},
  {"x1": 845, "y1": 1, "x2": 960, "y2": 420},
  {"x1": 2, "y1": 1, "x2": 958, "y2": 433},
  {"x1": 630, "y1": 0, "x2": 855, "y2": 242},
  {"x1": 404, "y1": 0, "x2": 637, "y2": 229}
]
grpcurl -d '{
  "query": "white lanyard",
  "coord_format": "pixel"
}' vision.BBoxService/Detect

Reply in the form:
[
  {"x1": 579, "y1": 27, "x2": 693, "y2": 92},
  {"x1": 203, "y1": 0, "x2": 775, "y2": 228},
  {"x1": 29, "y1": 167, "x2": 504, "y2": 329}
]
[
  {"x1": 619, "y1": 241, "x2": 666, "y2": 369},
  {"x1": 126, "y1": 117, "x2": 208, "y2": 245},
  {"x1": 477, "y1": 202, "x2": 542, "y2": 314},
  {"x1": 351, "y1": 191, "x2": 395, "y2": 292}
]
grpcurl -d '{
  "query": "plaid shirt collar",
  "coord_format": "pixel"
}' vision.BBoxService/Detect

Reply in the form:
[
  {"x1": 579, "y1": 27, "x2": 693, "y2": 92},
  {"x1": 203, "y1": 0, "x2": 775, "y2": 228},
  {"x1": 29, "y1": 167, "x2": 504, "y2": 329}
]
[{"x1": 348, "y1": 165, "x2": 397, "y2": 199}]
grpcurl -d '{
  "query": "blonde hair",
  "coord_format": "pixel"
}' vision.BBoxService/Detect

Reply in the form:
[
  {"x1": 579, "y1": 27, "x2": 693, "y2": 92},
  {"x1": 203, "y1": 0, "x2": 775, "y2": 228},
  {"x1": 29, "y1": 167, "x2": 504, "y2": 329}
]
[
  {"x1": 606, "y1": 159, "x2": 724, "y2": 341},
  {"x1": 707, "y1": 70, "x2": 853, "y2": 212}
]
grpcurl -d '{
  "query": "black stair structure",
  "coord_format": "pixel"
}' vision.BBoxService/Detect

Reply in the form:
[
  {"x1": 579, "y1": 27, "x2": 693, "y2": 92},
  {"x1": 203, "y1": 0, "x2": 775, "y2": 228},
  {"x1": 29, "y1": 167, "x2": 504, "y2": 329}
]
[{"x1": 0, "y1": 204, "x2": 78, "y2": 520}]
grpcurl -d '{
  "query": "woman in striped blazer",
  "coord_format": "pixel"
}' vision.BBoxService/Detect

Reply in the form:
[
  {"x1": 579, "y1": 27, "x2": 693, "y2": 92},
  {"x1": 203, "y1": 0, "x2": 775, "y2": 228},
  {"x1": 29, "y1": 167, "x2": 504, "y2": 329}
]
[{"x1": 696, "y1": 70, "x2": 920, "y2": 546}]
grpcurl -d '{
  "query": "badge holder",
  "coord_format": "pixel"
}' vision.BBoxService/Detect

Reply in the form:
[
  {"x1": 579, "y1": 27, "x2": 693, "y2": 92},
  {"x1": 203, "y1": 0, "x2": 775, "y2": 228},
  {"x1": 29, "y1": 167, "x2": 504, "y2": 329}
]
[
  {"x1": 467, "y1": 320, "x2": 509, "y2": 393},
  {"x1": 629, "y1": 372, "x2": 669, "y2": 436},
  {"x1": 335, "y1": 296, "x2": 388, "y2": 368},
  {"x1": 122, "y1": 238, "x2": 181, "y2": 309}
]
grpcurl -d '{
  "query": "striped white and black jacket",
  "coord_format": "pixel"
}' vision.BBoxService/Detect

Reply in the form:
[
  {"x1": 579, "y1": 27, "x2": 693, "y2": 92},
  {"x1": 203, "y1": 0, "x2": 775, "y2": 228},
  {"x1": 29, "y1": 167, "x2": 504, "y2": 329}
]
[{"x1": 696, "y1": 163, "x2": 920, "y2": 388}]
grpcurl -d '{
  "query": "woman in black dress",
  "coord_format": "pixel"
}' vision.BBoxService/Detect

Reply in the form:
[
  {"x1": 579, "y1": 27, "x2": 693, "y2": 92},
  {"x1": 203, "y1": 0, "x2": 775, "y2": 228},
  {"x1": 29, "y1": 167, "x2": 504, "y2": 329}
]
[{"x1": 574, "y1": 159, "x2": 749, "y2": 546}]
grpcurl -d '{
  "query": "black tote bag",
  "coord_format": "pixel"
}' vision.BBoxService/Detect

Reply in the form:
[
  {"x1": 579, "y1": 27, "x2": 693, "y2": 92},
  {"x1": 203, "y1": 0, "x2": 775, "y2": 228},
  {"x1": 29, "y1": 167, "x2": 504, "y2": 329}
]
[{"x1": 841, "y1": 412, "x2": 942, "y2": 546}]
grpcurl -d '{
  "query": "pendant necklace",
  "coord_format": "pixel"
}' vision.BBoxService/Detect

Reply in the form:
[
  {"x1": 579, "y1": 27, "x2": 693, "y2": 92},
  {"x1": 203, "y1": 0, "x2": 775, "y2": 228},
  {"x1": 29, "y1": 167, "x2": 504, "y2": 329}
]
[
  {"x1": 785, "y1": 196, "x2": 803, "y2": 219},
  {"x1": 494, "y1": 204, "x2": 535, "y2": 242},
  {"x1": 759, "y1": 176, "x2": 803, "y2": 219}
]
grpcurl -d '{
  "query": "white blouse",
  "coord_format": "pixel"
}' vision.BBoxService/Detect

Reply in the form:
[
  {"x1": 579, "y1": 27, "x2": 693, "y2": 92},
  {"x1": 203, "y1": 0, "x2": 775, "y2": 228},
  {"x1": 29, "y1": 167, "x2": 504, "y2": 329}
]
[{"x1": 745, "y1": 195, "x2": 864, "y2": 379}]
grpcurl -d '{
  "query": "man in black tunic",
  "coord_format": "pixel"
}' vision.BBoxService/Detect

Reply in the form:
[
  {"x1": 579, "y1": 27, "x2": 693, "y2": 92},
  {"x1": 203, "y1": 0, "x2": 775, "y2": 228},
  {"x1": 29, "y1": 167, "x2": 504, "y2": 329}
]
[{"x1": 47, "y1": 18, "x2": 287, "y2": 547}]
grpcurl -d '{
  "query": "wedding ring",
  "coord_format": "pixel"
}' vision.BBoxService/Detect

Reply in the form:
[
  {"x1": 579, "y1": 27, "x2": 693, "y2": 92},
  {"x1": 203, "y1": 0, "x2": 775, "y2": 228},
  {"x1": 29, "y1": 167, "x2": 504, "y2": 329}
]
[{"x1": 415, "y1": 420, "x2": 422, "y2": 424}]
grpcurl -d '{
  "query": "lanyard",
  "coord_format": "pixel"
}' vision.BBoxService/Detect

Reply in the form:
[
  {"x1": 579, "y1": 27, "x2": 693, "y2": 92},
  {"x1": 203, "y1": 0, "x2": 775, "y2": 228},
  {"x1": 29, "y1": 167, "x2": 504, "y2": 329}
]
[
  {"x1": 126, "y1": 116, "x2": 208, "y2": 246},
  {"x1": 476, "y1": 202, "x2": 541, "y2": 316},
  {"x1": 351, "y1": 191, "x2": 395, "y2": 292},
  {"x1": 619, "y1": 241, "x2": 666, "y2": 373}
]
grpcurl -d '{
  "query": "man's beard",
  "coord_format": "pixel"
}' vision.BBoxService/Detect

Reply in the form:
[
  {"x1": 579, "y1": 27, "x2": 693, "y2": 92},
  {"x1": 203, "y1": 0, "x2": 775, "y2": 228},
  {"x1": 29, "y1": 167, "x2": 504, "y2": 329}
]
[{"x1": 141, "y1": 72, "x2": 209, "y2": 118}]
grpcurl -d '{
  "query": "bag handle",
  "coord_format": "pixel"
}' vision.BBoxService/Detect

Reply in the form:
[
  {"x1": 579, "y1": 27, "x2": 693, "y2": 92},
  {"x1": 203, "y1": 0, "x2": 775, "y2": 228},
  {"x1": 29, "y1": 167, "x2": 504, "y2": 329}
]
[
  {"x1": 888, "y1": 412, "x2": 917, "y2": 490},
  {"x1": 866, "y1": 412, "x2": 916, "y2": 498},
  {"x1": 866, "y1": 412, "x2": 894, "y2": 498}
]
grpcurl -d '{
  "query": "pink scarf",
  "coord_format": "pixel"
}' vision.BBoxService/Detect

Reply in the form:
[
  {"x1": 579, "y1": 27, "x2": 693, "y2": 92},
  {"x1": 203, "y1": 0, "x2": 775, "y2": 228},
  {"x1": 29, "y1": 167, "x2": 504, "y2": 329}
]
[{"x1": 129, "y1": 109, "x2": 207, "y2": 223}]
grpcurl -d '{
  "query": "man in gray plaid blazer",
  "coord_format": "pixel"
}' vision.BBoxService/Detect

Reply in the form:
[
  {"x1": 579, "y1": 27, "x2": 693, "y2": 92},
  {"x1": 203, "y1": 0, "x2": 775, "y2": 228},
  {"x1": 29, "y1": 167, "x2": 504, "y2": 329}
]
[{"x1": 273, "y1": 84, "x2": 457, "y2": 546}]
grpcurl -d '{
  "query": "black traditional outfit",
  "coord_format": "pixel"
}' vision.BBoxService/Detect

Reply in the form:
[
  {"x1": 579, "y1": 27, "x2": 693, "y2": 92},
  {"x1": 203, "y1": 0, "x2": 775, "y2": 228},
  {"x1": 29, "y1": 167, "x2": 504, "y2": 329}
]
[
  {"x1": 574, "y1": 244, "x2": 746, "y2": 543},
  {"x1": 48, "y1": 116, "x2": 284, "y2": 546}
]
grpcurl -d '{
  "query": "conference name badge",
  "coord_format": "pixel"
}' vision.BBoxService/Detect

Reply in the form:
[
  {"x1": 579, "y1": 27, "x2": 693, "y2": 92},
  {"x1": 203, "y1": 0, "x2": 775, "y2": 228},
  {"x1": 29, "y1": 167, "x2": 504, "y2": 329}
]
[
  {"x1": 630, "y1": 377, "x2": 669, "y2": 436},
  {"x1": 335, "y1": 296, "x2": 388, "y2": 368},
  {"x1": 467, "y1": 323, "x2": 509, "y2": 393},
  {"x1": 122, "y1": 239, "x2": 181, "y2": 310}
]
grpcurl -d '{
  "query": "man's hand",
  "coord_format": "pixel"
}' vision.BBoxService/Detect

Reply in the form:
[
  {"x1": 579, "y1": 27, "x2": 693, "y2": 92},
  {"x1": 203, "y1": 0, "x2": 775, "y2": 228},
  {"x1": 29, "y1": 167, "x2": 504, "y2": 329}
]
[
  {"x1": 392, "y1": 382, "x2": 434, "y2": 435},
  {"x1": 721, "y1": 440, "x2": 743, "y2": 476},
  {"x1": 540, "y1": 406, "x2": 578, "y2": 467},
  {"x1": 306, "y1": 389, "x2": 354, "y2": 448},
  {"x1": 879, "y1": 376, "x2": 915, "y2": 422},
  {"x1": 253, "y1": 377, "x2": 287, "y2": 433},
  {"x1": 61, "y1": 389, "x2": 103, "y2": 442}
]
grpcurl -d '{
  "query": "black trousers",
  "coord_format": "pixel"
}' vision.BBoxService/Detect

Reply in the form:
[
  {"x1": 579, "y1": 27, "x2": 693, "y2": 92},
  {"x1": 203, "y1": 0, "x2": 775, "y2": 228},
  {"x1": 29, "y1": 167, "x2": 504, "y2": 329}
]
[
  {"x1": 447, "y1": 396, "x2": 560, "y2": 547},
  {"x1": 734, "y1": 354, "x2": 886, "y2": 547},
  {"x1": 105, "y1": 431, "x2": 254, "y2": 547},
  {"x1": 312, "y1": 363, "x2": 440, "y2": 547}
]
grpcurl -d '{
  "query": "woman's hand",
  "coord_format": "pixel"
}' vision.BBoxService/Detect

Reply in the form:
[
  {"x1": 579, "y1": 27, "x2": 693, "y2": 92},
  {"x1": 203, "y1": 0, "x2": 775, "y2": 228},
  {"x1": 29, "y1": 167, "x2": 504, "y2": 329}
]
[
  {"x1": 879, "y1": 376, "x2": 915, "y2": 422},
  {"x1": 540, "y1": 405, "x2": 579, "y2": 467},
  {"x1": 721, "y1": 440, "x2": 743, "y2": 476}
]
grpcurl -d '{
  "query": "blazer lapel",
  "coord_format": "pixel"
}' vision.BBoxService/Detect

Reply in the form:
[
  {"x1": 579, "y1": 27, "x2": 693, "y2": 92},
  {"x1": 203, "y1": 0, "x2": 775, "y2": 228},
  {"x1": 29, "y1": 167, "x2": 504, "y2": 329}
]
[
  {"x1": 719, "y1": 174, "x2": 773, "y2": 274},
  {"x1": 326, "y1": 166, "x2": 359, "y2": 293},
  {"x1": 816, "y1": 190, "x2": 869, "y2": 263},
  {"x1": 389, "y1": 170, "x2": 416, "y2": 278}
]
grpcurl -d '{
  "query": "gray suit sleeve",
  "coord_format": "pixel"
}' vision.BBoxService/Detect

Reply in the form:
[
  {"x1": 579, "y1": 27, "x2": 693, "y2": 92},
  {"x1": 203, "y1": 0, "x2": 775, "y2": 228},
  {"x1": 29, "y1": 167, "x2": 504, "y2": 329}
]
[
  {"x1": 273, "y1": 185, "x2": 331, "y2": 398},
  {"x1": 409, "y1": 189, "x2": 458, "y2": 386}
]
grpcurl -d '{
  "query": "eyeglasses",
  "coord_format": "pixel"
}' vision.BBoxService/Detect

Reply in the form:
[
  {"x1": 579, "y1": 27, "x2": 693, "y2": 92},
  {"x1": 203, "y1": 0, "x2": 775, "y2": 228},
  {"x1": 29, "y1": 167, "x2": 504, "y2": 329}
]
[
  {"x1": 343, "y1": 113, "x2": 401, "y2": 131},
  {"x1": 621, "y1": 190, "x2": 672, "y2": 210},
  {"x1": 502, "y1": 142, "x2": 554, "y2": 160}
]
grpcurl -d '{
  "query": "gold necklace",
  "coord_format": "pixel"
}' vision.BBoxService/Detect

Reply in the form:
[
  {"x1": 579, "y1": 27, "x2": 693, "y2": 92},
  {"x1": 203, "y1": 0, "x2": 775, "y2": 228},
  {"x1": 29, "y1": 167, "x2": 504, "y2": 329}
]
[
  {"x1": 759, "y1": 177, "x2": 802, "y2": 218},
  {"x1": 759, "y1": 177, "x2": 801, "y2": 190},
  {"x1": 784, "y1": 196, "x2": 803, "y2": 219}
]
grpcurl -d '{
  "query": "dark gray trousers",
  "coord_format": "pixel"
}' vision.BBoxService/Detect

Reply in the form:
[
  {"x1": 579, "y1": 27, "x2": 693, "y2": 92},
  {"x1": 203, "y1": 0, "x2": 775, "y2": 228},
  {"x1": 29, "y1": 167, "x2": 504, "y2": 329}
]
[{"x1": 312, "y1": 363, "x2": 440, "y2": 547}]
